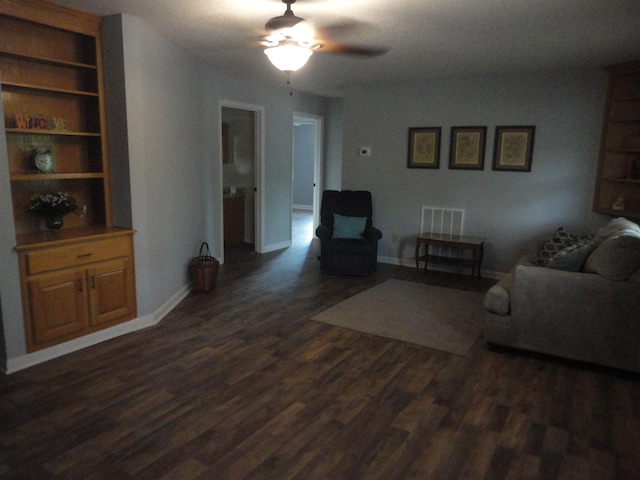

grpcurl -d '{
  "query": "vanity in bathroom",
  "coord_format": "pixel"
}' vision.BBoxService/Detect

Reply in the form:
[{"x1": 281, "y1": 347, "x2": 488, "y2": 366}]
[{"x1": 223, "y1": 188, "x2": 245, "y2": 245}]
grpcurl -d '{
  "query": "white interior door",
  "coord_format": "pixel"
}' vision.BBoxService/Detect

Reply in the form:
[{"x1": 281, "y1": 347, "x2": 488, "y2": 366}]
[{"x1": 293, "y1": 112, "x2": 323, "y2": 235}]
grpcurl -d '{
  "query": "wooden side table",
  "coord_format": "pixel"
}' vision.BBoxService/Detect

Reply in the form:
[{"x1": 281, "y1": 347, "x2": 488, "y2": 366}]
[{"x1": 415, "y1": 233, "x2": 485, "y2": 278}]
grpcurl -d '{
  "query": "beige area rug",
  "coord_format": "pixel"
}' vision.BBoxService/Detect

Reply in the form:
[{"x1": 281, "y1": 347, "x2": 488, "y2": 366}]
[{"x1": 311, "y1": 279, "x2": 486, "y2": 355}]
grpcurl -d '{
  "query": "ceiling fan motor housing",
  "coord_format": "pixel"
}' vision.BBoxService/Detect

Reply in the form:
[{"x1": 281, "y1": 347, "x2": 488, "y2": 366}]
[{"x1": 265, "y1": 0, "x2": 303, "y2": 32}]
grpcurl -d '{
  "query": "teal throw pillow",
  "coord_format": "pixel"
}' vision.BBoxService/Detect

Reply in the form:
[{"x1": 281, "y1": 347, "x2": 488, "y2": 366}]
[{"x1": 332, "y1": 214, "x2": 367, "y2": 239}]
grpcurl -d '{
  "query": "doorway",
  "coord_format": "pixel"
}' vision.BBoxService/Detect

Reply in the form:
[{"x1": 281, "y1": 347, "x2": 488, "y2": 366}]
[
  {"x1": 219, "y1": 102, "x2": 264, "y2": 263},
  {"x1": 292, "y1": 112, "x2": 323, "y2": 243}
]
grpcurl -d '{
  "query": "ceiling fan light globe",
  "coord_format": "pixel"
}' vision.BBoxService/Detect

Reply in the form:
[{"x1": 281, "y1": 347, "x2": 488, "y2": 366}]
[
  {"x1": 264, "y1": 44, "x2": 312, "y2": 72},
  {"x1": 290, "y1": 21, "x2": 315, "y2": 42}
]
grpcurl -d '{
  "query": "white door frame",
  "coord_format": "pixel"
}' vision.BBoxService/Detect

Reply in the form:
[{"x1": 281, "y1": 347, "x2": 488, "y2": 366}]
[
  {"x1": 218, "y1": 100, "x2": 265, "y2": 263},
  {"x1": 293, "y1": 112, "x2": 323, "y2": 233}
]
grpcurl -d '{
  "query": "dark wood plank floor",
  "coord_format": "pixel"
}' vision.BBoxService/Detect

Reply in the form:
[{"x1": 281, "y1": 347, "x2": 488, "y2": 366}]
[{"x1": 1, "y1": 211, "x2": 639, "y2": 479}]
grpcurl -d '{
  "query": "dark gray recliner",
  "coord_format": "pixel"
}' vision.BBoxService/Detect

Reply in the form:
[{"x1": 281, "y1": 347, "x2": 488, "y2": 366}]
[{"x1": 315, "y1": 190, "x2": 382, "y2": 275}]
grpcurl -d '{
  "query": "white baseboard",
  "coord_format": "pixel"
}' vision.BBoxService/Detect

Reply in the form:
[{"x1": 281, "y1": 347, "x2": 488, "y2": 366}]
[
  {"x1": 3, "y1": 284, "x2": 191, "y2": 375},
  {"x1": 377, "y1": 255, "x2": 504, "y2": 280}
]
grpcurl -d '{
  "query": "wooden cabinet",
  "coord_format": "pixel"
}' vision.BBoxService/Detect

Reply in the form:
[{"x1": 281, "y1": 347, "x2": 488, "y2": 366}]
[
  {"x1": 224, "y1": 195, "x2": 245, "y2": 245},
  {"x1": 18, "y1": 231, "x2": 136, "y2": 351},
  {"x1": 593, "y1": 60, "x2": 640, "y2": 218},
  {"x1": 27, "y1": 268, "x2": 89, "y2": 346},
  {"x1": 1, "y1": 1, "x2": 137, "y2": 351}
]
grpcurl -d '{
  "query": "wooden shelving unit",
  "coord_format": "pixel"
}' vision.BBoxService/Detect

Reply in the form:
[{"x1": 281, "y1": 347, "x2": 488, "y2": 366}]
[
  {"x1": 593, "y1": 60, "x2": 640, "y2": 218},
  {"x1": 1, "y1": 0, "x2": 136, "y2": 351},
  {"x1": 0, "y1": 2, "x2": 109, "y2": 234}
]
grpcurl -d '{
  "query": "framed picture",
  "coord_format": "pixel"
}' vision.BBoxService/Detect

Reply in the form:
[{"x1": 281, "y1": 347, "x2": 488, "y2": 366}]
[
  {"x1": 408, "y1": 127, "x2": 441, "y2": 168},
  {"x1": 493, "y1": 126, "x2": 536, "y2": 171},
  {"x1": 449, "y1": 126, "x2": 487, "y2": 170}
]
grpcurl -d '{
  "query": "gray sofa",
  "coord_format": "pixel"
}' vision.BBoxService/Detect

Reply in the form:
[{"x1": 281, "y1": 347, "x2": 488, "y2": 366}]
[{"x1": 484, "y1": 218, "x2": 640, "y2": 373}]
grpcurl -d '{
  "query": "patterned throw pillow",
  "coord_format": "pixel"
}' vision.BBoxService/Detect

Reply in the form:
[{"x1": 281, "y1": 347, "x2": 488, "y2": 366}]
[
  {"x1": 533, "y1": 228, "x2": 582, "y2": 266},
  {"x1": 546, "y1": 237, "x2": 595, "y2": 271}
]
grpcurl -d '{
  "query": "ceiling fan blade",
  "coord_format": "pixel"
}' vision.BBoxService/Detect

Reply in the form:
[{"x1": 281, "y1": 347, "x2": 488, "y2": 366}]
[
  {"x1": 318, "y1": 41, "x2": 389, "y2": 57},
  {"x1": 315, "y1": 21, "x2": 369, "y2": 39}
]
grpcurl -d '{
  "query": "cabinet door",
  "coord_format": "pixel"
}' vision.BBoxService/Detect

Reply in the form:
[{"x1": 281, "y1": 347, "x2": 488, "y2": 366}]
[
  {"x1": 87, "y1": 258, "x2": 135, "y2": 326},
  {"x1": 27, "y1": 270, "x2": 88, "y2": 345},
  {"x1": 224, "y1": 196, "x2": 245, "y2": 245}
]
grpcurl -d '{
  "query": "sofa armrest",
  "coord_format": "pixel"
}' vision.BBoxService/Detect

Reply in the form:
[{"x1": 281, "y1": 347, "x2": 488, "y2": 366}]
[
  {"x1": 483, "y1": 271, "x2": 513, "y2": 315},
  {"x1": 511, "y1": 262, "x2": 610, "y2": 320},
  {"x1": 510, "y1": 262, "x2": 640, "y2": 367},
  {"x1": 316, "y1": 224, "x2": 332, "y2": 241},
  {"x1": 364, "y1": 225, "x2": 382, "y2": 241},
  {"x1": 483, "y1": 255, "x2": 529, "y2": 315},
  {"x1": 511, "y1": 262, "x2": 607, "y2": 308}
]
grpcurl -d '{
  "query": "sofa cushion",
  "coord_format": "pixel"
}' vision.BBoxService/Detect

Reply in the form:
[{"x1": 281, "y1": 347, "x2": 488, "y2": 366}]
[
  {"x1": 592, "y1": 217, "x2": 640, "y2": 245},
  {"x1": 323, "y1": 238, "x2": 377, "y2": 255},
  {"x1": 534, "y1": 227, "x2": 585, "y2": 267},
  {"x1": 546, "y1": 237, "x2": 596, "y2": 272},
  {"x1": 584, "y1": 233, "x2": 640, "y2": 281},
  {"x1": 332, "y1": 214, "x2": 367, "y2": 239}
]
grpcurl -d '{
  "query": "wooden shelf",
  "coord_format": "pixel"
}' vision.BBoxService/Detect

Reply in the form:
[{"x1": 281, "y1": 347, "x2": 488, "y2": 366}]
[
  {"x1": 609, "y1": 118, "x2": 640, "y2": 124},
  {"x1": 10, "y1": 172, "x2": 104, "y2": 181},
  {"x1": 594, "y1": 60, "x2": 640, "y2": 219},
  {"x1": 606, "y1": 148, "x2": 640, "y2": 154},
  {"x1": 5, "y1": 128, "x2": 101, "y2": 137},
  {"x1": 613, "y1": 96, "x2": 640, "y2": 102},
  {"x1": 15, "y1": 226, "x2": 135, "y2": 250},
  {"x1": 419, "y1": 254, "x2": 477, "y2": 269},
  {"x1": 602, "y1": 177, "x2": 640, "y2": 184},
  {"x1": 1, "y1": 80, "x2": 98, "y2": 96},
  {"x1": 594, "y1": 206, "x2": 640, "y2": 218},
  {"x1": 1, "y1": 2, "x2": 110, "y2": 234},
  {"x1": 0, "y1": 48, "x2": 96, "y2": 70}
]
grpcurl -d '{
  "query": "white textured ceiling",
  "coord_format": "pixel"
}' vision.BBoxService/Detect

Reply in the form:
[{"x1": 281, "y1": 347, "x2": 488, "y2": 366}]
[{"x1": 51, "y1": 0, "x2": 640, "y2": 96}]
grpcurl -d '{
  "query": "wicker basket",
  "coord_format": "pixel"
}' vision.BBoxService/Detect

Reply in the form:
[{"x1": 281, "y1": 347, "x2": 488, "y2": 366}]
[{"x1": 189, "y1": 242, "x2": 219, "y2": 293}]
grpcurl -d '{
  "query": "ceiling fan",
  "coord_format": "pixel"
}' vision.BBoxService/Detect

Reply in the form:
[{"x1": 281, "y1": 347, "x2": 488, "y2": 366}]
[{"x1": 261, "y1": 0, "x2": 387, "y2": 75}]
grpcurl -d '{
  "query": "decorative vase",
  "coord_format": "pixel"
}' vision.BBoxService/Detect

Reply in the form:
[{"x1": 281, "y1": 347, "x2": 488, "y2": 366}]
[{"x1": 45, "y1": 214, "x2": 64, "y2": 231}]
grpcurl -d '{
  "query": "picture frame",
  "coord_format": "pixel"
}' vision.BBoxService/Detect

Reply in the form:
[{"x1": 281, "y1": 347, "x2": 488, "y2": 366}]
[
  {"x1": 449, "y1": 126, "x2": 486, "y2": 170},
  {"x1": 408, "y1": 127, "x2": 441, "y2": 168},
  {"x1": 492, "y1": 126, "x2": 536, "y2": 172}
]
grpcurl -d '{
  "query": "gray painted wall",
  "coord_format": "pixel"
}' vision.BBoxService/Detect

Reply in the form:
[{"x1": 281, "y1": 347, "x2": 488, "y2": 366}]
[
  {"x1": 342, "y1": 71, "x2": 611, "y2": 274},
  {"x1": 117, "y1": 14, "x2": 208, "y2": 317},
  {"x1": 324, "y1": 98, "x2": 344, "y2": 191},
  {"x1": 114, "y1": 12, "x2": 319, "y2": 315}
]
